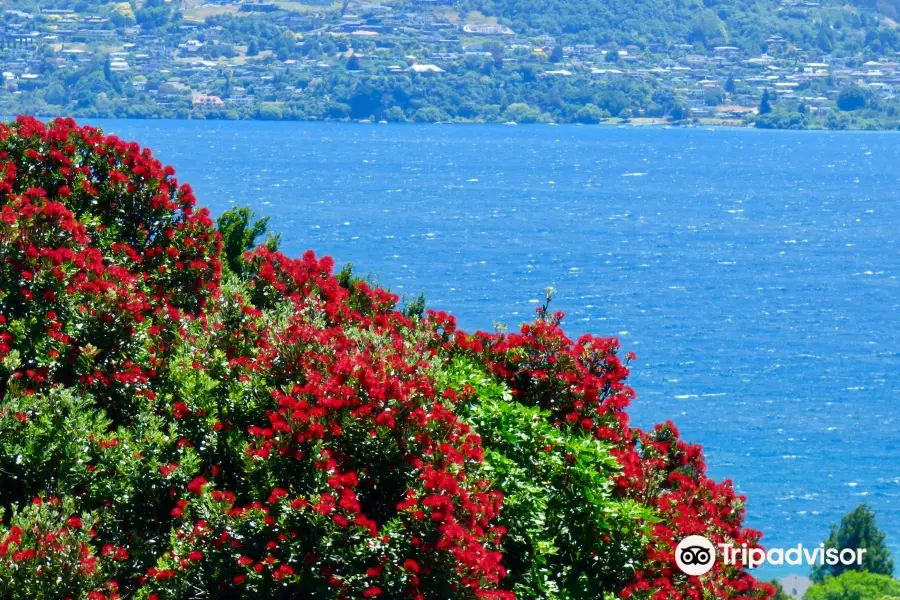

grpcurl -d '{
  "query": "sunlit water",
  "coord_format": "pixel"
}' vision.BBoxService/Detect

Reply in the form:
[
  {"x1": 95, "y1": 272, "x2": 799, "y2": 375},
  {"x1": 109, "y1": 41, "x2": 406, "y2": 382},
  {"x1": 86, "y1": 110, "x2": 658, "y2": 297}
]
[{"x1": 85, "y1": 119, "x2": 900, "y2": 578}]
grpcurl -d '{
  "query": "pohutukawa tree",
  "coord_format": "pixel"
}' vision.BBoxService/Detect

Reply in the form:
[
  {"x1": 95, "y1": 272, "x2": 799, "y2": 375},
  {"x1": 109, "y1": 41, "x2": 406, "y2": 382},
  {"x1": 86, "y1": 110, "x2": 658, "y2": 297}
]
[{"x1": 0, "y1": 116, "x2": 775, "y2": 600}]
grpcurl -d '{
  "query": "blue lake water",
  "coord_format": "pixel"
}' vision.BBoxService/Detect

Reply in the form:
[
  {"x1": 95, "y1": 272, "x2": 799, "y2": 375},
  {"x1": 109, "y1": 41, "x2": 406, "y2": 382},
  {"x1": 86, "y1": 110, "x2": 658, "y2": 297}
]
[{"x1": 90, "y1": 119, "x2": 899, "y2": 578}]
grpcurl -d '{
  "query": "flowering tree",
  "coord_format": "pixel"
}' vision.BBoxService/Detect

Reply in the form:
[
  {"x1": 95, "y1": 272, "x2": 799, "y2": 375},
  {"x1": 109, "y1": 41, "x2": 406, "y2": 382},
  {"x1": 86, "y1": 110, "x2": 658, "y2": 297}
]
[{"x1": 0, "y1": 116, "x2": 773, "y2": 600}]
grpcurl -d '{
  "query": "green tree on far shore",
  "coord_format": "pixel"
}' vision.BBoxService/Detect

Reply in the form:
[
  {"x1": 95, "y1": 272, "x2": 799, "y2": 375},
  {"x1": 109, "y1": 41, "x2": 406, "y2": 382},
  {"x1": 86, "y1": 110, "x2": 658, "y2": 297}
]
[
  {"x1": 725, "y1": 73, "x2": 736, "y2": 94},
  {"x1": 759, "y1": 88, "x2": 773, "y2": 114},
  {"x1": 837, "y1": 85, "x2": 868, "y2": 111},
  {"x1": 811, "y1": 504, "x2": 894, "y2": 582}
]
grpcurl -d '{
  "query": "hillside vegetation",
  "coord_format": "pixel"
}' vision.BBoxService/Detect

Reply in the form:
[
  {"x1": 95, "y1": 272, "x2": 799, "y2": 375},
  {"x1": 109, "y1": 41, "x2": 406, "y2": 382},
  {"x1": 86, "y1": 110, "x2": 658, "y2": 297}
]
[
  {"x1": 457, "y1": 0, "x2": 898, "y2": 51},
  {"x1": 15, "y1": 0, "x2": 900, "y2": 52}
]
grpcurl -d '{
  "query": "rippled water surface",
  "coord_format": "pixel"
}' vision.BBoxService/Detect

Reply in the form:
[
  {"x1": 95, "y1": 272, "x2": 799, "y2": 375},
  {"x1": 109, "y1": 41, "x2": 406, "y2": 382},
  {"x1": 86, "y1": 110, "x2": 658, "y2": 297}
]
[{"x1": 92, "y1": 120, "x2": 899, "y2": 576}]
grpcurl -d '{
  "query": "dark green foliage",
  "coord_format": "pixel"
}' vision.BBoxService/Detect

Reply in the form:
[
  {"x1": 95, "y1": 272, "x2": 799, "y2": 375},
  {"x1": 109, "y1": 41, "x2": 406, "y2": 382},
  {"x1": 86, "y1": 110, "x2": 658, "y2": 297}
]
[
  {"x1": 216, "y1": 207, "x2": 281, "y2": 276},
  {"x1": 347, "y1": 54, "x2": 363, "y2": 70},
  {"x1": 811, "y1": 504, "x2": 895, "y2": 582},
  {"x1": 669, "y1": 102, "x2": 691, "y2": 121},
  {"x1": 336, "y1": 262, "x2": 362, "y2": 289},
  {"x1": 549, "y1": 46, "x2": 564, "y2": 63},
  {"x1": 689, "y1": 9, "x2": 726, "y2": 46},
  {"x1": 755, "y1": 108, "x2": 809, "y2": 129},
  {"x1": 725, "y1": 74, "x2": 737, "y2": 94},
  {"x1": 759, "y1": 89, "x2": 773, "y2": 115},
  {"x1": 135, "y1": 0, "x2": 181, "y2": 29},
  {"x1": 402, "y1": 293, "x2": 427, "y2": 319},
  {"x1": 575, "y1": 103, "x2": 609, "y2": 123},
  {"x1": 826, "y1": 109, "x2": 851, "y2": 130},
  {"x1": 837, "y1": 85, "x2": 869, "y2": 111}
]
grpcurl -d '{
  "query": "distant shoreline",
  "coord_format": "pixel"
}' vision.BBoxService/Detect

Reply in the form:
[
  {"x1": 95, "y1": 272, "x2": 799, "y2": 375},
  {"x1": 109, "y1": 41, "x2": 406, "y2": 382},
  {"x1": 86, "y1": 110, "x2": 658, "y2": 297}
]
[{"x1": 7, "y1": 113, "x2": 899, "y2": 132}]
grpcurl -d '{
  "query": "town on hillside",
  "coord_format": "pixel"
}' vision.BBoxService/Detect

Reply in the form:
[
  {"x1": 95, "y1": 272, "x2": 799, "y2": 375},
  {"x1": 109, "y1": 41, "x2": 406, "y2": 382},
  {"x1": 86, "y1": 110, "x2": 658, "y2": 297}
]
[{"x1": 2, "y1": 0, "x2": 899, "y2": 128}]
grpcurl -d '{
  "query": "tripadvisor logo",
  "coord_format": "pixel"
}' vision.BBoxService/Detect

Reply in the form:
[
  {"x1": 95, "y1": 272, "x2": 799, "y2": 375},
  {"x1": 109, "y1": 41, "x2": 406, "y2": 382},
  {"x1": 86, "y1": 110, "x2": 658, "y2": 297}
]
[
  {"x1": 675, "y1": 535, "x2": 717, "y2": 576},
  {"x1": 675, "y1": 535, "x2": 868, "y2": 575}
]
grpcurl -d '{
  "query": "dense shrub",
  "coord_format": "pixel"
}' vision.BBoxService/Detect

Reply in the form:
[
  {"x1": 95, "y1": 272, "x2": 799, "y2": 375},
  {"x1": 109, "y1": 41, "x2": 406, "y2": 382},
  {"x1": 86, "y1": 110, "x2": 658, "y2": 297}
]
[
  {"x1": 804, "y1": 571, "x2": 900, "y2": 600},
  {"x1": 440, "y1": 356, "x2": 653, "y2": 599},
  {"x1": 0, "y1": 116, "x2": 774, "y2": 600}
]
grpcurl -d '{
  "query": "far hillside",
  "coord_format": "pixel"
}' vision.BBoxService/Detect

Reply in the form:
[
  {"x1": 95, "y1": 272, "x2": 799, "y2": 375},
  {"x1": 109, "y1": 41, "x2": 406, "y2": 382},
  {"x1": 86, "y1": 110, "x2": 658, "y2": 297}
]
[{"x1": 455, "y1": 0, "x2": 900, "y2": 53}]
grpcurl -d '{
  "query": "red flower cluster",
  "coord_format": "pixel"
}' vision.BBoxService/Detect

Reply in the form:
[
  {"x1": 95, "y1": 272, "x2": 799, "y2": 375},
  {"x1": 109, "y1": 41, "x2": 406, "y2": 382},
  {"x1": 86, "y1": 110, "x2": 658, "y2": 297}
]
[
  {"x1": 141, "y1": 245, "x2": 511, "y2": 598},
  {"x1": 0, "y1": 116, "x2": 220, "y2": 416}
]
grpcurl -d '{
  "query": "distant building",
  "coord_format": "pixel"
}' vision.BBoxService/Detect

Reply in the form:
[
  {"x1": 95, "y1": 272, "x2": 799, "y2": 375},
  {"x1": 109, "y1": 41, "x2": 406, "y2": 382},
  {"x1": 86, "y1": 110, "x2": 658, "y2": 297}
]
[
  {"x1": 715, "y1": 104, "x2": 756, "y2": 118},
  {"x1": 192, "y1": 94, "x2": 224, "y2": 106},
  {"x1": 228, "y1": 96, "x2": 256, "y2": 107},
  {"x1": 747, "y1": 55, "x2": 775, "y2": 66},
  {"x1": 239, "y1": 3, "x2": 279, "y2": 12},
  {"x1": 779, "y1": 575, "x2": 812, "y2": 599},
  {"x1": 591, "y1": 68, "x2": 624, "y2": 79},
  {"x1": 462, "y1": 23, "x2": 513, "y2": 35},
  {"x1": 714, "y1": 46, "x2": 741, "y2": 56},
  {"x1": 404, "y1": 64, "x2": 444, "y2": 74}
]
